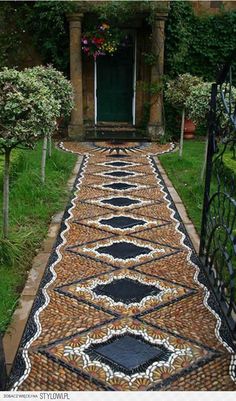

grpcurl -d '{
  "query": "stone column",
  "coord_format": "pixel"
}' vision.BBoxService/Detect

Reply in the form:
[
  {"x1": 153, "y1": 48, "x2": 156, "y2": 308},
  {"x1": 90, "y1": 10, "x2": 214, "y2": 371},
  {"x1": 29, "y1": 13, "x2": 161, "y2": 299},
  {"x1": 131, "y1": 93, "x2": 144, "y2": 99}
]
[
  {"x1": 148, "y1": 13, "x2": 167, "y2": 141},
  {"x1": 67, "y1": 13, "x2": 84, "y2": 140}
]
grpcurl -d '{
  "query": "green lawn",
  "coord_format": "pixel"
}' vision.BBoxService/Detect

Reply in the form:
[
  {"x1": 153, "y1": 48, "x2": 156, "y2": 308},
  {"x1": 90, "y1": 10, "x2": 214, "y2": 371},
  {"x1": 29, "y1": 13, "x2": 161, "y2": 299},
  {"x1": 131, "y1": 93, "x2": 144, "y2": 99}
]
[
  {"x1": 0, "y1": 141, "x2": 77, "y2": 333},
  {"x1": 159, "y1": 139, "x2": 236, "y2": 233},
  {"x1": 159, "y1": 140, "x2": 207, "y2": 234}
]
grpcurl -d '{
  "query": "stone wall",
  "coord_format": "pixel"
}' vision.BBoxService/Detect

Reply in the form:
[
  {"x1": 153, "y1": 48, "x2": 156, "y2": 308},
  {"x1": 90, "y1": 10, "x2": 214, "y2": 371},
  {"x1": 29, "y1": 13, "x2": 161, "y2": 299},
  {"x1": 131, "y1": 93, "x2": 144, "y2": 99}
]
[{"x1": 192, "y1": 1, "x2": 236, "y2": 15}]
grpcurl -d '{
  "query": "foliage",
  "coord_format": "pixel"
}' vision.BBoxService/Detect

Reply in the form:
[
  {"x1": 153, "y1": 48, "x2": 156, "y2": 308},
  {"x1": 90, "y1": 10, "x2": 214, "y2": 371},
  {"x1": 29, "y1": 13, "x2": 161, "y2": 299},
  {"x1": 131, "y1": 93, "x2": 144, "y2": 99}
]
[
  {"x1": 142, "y1": 52, "x2": 158, "y2": 66},
  {"x1": 186, "y1": 82, "x2": 236, "y2": 125},
  {"x1": 0, "y1": 140, "x2": 76, "y2": 333},
  {"x1": 165, "y1": 1, "x2": 236, "y2": 81},
  {"x1": 0, "y1": 68, "x2": 60, "y2": 150},
  {"x1": 87, "y1": 1, "x2": 168, "y2": 25},
  {"x1": 185, "y1": 82, "x2": 212, "y2": 124},
  {"x1": 25, "y1": 65, "x2": 74, "y2": 119},
  {"x1": 165, "y1": 73, "x2": 203, "y2": 111},
  {"x1": 164, "y1": 1, "x2": 195, "y2": 78},
  {"x1": 0, "y1": 2, "x2": 26, "y2": 69}
]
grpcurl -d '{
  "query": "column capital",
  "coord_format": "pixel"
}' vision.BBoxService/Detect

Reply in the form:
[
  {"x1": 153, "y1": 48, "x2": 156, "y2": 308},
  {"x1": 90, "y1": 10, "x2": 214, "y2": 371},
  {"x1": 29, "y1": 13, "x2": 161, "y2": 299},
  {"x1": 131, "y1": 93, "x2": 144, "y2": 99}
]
[
  {"x1": 153, "y1": 12, "x2": 169, "y2": 21},
  {"x1": 67, "y1": 13, "x2": 84, "y2": 24}
]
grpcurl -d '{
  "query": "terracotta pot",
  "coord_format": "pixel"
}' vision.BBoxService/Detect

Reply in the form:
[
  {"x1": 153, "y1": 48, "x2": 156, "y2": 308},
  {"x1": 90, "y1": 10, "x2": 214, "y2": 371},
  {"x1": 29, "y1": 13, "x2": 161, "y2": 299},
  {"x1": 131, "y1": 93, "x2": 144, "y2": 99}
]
[{"x1": 184, "y1": 119, "x2": 196, "y2": 139}]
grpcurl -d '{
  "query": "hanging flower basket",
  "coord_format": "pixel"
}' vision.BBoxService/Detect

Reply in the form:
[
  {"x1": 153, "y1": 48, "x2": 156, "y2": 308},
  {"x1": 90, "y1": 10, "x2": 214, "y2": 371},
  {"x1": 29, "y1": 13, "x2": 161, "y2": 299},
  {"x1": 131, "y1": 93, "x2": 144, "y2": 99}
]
[{"x1": 81, "y1": 23, "x2": 124, "y2": 59}]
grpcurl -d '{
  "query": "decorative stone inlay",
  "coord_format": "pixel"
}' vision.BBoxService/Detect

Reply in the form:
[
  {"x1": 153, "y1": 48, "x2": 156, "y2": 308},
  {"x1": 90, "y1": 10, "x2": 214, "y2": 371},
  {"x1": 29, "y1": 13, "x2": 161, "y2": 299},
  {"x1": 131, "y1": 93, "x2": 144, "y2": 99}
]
[
  {"x1": 102, "y1": 197, "x2": 140, "y2": 207},
  {"x1": 92, "y1": 182, "x2": 148, "y2": 192},
  {"x1": 81, "y1": 212, "x2": 166, "y2": 235},
  {"x1": 87, "y1": 196, "x2": 153, "y2": 210},
  {"x1": 93, "y1": 278, "x2": 161, "y2": 304},
  {"x1": 55, "y1": 324, "x2": 195, "y2": 387},
  {"x1": 98, "y1": 215, "x2": 146, "y2": 230},
  {"x1": 86, "y1": 334, "x2": 172, "y2": 375},
  {"x1": 96, "y1": 170, "x2": 140, "y2": 179},
  {"x1": 97, "y1": 161, "x2": 140, "y2": 168},
  {"x1": 103, "y1": 182, "x2": 138, "y2": 191},
  {"x1": 94, "y1": 241, "x2": 154, "y2": 261},
  {"x1": 58, "y1": 269, "x2": 192, "y2": 316},
  {"x1": 68, "y1": 238, "x2": 176, "y2": 268}
]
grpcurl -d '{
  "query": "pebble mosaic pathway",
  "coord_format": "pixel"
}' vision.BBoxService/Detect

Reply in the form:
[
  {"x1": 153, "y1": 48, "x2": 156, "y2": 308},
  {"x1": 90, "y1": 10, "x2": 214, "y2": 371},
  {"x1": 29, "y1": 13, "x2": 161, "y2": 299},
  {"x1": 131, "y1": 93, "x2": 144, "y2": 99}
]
[{"x1": 9, "y1": 141, "x2": 236, "y2": 391}]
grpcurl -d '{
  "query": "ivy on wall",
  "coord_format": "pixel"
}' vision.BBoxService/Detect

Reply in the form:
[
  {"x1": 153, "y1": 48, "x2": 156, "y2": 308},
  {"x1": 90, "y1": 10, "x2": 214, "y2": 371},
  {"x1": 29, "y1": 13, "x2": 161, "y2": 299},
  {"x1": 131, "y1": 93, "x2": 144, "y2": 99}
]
[{"x1": 165, "y1": 1, "x2": 236, "y2": 81}]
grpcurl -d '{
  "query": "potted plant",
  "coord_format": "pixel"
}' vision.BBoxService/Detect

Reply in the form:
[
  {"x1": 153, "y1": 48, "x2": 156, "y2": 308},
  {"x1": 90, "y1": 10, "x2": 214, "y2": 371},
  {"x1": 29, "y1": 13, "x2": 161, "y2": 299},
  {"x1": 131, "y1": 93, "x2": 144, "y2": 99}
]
[{"x1": 165, "y1": 73, "x2": 203, "y2": 156}]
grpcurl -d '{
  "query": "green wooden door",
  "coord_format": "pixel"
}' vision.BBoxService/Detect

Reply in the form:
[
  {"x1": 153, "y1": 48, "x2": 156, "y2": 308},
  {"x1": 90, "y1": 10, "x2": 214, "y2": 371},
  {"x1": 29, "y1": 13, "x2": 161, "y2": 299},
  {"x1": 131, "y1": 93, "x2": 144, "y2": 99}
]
[{"x1": 97, "y1": 46, "x2": 134, "y2": 122}]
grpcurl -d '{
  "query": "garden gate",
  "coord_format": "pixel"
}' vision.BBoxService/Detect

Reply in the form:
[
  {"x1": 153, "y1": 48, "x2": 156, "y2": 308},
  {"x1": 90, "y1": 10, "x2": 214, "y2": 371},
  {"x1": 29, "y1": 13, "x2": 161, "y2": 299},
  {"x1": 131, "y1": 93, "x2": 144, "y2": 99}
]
[{"x1": 200, "y1": 62, "x2": 236, "y2": 338}]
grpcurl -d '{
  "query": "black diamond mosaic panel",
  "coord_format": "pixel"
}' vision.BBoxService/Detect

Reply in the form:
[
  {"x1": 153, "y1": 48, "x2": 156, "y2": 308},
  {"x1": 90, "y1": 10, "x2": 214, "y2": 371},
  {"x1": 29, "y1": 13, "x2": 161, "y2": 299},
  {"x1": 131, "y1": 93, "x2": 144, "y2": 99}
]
[
  {"x1": 105, "y1": 162, "x2": 133, "y2": 167},
  {"x1": 93, "y1": 278, "x2": 161, "y2": 304},
  {"x1": 96, "y1": 241, "x2": 152, "y2": 260},
  {"x1": 86, "y1": 334, "x2": 172, "y2": 375},
  {"x1": 107, "y1": 154, "x2": 128, "y2": 158},
  {"x1": 103, "y1": 182, "x2": 137, "y2": 191},
  {"x1": 101, "y1": 197, "x2": 141, "y2": 207},
  {"x1": 99, "y1": 216, "x2": 146, "y2": 229},
  {"x1": 103, "y1": 171, "x2": 134, "y2": 177}
]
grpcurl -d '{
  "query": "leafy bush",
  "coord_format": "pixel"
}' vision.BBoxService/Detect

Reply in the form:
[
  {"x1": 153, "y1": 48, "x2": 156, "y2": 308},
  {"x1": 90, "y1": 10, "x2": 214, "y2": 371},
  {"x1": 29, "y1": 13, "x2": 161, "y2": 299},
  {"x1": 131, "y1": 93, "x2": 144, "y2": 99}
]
[
  {"x1": 0, "y1": 68, "x2": 60, "y2": 148},
  {"x1": 25, "y1": 65, "x2": 74, "y2": 119},
  {"x1": 165, "y1": 73, "x2": 203, "y2": 112},
  {"x1": 185, "y1": 82, "x2": 212, "y2": 124},
  {"x1": 186, "y1": 82, "x2": 236, "y2": 125}
]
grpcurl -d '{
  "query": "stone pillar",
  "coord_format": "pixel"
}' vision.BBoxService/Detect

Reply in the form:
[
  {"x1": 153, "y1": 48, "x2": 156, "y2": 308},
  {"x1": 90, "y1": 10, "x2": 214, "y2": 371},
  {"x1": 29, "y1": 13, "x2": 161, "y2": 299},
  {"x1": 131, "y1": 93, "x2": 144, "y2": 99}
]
[
  {"x1": 148, "y1": 13, "x2": 167, "y2": 141},
  {"x1": 67, "y1": 13, "x2": 84, "y2": 140}
]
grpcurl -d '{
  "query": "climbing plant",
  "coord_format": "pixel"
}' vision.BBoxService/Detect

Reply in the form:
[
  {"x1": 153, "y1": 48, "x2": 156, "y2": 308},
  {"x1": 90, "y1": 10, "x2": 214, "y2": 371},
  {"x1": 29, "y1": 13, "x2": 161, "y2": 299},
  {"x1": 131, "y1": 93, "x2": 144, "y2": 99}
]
[{"x1": 165, "y1": 1, "x2": 236, "y2": 80}]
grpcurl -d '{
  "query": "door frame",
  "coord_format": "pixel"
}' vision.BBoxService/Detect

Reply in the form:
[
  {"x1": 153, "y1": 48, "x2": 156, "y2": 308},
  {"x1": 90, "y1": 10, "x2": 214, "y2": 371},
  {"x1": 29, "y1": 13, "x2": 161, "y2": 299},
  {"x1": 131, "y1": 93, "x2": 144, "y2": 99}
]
[{"x1": 94, "y1": 31, "x2": 137, "y2": 126}]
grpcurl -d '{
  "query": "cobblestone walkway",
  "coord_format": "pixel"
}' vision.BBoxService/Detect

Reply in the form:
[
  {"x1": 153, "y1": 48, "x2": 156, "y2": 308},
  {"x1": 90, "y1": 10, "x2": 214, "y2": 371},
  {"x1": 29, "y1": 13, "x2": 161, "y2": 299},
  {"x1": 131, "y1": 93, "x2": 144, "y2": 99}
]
[{"x1": 9, "y1": 141, "x2": 236, "y2": 391}]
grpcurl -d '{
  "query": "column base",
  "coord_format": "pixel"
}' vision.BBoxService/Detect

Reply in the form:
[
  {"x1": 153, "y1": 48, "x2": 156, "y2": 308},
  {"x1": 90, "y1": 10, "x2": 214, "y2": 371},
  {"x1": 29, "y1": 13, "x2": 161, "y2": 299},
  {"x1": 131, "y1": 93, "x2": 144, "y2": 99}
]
[
  {"x1": 148, "y1": 124, "x2": 164, "y2": 142},
  {"x1": 68, "y1": 124, "x2": 85, "y2": 141}
]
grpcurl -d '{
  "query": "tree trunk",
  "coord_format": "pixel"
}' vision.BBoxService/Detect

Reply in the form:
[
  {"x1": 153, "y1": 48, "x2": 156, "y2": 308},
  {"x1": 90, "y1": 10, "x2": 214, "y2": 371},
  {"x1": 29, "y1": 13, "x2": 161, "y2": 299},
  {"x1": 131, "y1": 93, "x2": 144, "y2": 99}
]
[
  {"x1": 48, "y1": 135, "x2": 52, "y2": 158},
  {"x1": 3, "y1": 149, "x2": 11, "y2": 239},
  {"x1": 179, "y1": 108, "x2": 185, "y2": 158},
  {"x1": 41, "y1": 134, "x2": 48, "y2": 184}
]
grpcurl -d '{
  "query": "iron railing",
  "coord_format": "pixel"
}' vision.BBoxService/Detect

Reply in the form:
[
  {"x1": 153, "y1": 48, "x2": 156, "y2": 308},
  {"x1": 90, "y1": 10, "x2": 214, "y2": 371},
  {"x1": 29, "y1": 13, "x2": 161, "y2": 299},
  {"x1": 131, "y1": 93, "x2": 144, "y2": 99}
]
[{"x1": 200, "y1": 62, "x2": 236, "y2": 336}]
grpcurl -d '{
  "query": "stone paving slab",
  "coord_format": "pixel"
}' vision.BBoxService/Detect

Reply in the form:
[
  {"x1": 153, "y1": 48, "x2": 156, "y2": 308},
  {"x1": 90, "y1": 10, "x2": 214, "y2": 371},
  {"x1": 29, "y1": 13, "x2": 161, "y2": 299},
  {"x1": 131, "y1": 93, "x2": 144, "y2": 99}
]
[{"x1": 8, "y1": 141, "x2": 236, "y2": 391}]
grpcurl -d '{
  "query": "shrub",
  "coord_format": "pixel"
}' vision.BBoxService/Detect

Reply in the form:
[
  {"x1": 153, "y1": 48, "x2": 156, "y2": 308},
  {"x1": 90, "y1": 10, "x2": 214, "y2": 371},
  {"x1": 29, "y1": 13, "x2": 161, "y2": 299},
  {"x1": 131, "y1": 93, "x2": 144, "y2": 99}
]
[
  {"x1": 25, "y1": 65, "x2": 74, "y2": 119},
  {"x1": 186, "y1": 82, "x2": 236, "y2": 126},
  {"x1": 165, "y1": 73, "x2": 203, "y2": 113},
  {"x1": 185, "y1": 82, "x2": 212, "y2": 124}
]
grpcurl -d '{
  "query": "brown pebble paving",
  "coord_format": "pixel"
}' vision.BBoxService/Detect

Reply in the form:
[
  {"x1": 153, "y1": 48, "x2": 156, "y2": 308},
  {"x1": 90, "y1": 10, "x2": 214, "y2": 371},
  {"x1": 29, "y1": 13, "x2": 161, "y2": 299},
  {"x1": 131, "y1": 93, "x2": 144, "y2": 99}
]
[{"x1": 9, "y1": 141, "x2": 236, "y2": 391}]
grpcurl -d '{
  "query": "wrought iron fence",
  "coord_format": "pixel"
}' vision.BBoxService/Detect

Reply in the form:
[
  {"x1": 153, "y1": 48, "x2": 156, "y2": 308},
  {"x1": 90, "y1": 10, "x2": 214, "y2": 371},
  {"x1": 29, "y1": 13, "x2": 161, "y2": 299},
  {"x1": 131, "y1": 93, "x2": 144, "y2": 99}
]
[{"x1": 200, "y1": 62, "x2": 236, "y2": 336}]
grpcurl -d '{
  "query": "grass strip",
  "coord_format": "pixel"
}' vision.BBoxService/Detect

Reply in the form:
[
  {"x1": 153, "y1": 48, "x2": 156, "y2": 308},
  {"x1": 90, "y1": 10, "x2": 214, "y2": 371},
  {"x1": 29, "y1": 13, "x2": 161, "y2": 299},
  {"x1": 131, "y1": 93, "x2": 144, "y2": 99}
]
[{"x1": 0, "y1": 141, "x2": 76, "y2": 333}]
